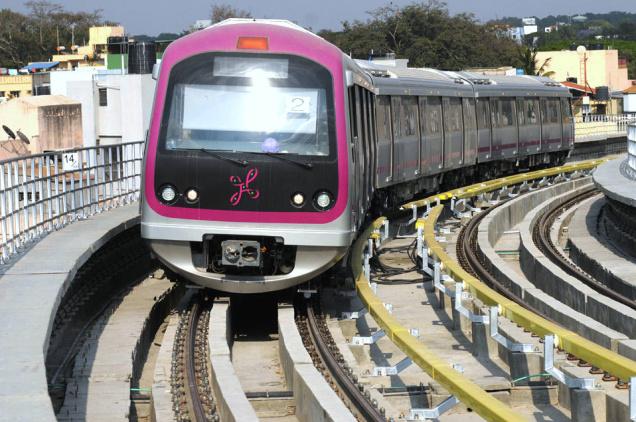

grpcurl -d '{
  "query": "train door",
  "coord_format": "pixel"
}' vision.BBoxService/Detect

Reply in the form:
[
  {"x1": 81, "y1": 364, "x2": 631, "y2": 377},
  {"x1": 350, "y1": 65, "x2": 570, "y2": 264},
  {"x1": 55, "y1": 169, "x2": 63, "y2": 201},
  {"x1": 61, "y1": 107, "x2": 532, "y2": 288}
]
[
  {"x1": 561, "y1": 97, "x2": 574, "y2": 149},
  {"x1": 419, "y1": 96, "x2": 444, "y2": 174},
  {"x1": 365, "y1": 91, "x2": 376, "y2": 203},
  {"x1": 462, "y1": 98, "x2": 477, "y2": 166},
  {"x1": 375, "y1": 96, "x2": 393, "y2": 188},
  {"x1": 475, "y1": 98, "x2": 492, "y2": 162},
  {"x1": 517, "y1": 97, "x2": 541, "y2": 155},
  {"x1": 540, "y1": 98, "x2": 562, "y2": 151},
  {"x1": 391, "y1": 96, "x2": 420, "y2": 183},
  {"x1": 442, "y1": 97, "x2": 464, "y2": 169},
  {"x1": 490, "y1": 97, "x2": 518, "y2": 159}
]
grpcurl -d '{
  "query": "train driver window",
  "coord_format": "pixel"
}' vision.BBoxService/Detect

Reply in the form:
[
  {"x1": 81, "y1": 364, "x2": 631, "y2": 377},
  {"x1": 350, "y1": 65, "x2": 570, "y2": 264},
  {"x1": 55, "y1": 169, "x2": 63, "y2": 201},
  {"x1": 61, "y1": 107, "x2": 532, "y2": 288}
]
[{"x1": 163, "y1": 54, "x2": 334, "y2": 157}]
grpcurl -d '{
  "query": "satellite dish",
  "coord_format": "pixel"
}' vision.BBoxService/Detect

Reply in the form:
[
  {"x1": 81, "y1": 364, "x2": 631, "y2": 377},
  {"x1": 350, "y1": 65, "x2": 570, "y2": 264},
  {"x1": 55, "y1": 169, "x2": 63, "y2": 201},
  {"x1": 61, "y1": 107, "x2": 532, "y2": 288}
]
[
  {"x1": 16, "y1": 130, "x2": 30, "y2": 145},
  {"x1": 2, "y1": 125, "x2": 15, "y2": 140}
]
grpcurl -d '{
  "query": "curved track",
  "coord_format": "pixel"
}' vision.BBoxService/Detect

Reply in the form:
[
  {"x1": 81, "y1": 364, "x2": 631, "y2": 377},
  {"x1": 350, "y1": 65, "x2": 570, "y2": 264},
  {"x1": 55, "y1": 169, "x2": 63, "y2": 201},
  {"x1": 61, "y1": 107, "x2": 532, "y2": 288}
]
[
  {"x1": 297, "y1": 298, "x2": 386, "y2": 422},
  {"x1": 532, "y1": 188, "x2": 635, "y2": 309}
]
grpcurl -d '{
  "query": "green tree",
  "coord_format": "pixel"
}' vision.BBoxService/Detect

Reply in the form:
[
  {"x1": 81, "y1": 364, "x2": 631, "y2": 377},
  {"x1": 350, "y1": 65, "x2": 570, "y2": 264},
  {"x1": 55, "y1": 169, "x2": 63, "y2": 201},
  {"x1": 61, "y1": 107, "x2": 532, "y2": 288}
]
[
  {"x1": 210, "y1": 4, "x2": 252, "y2": 24},
  {"x1": 517, "y1": 47, "x2": 555, "y2": 78}
]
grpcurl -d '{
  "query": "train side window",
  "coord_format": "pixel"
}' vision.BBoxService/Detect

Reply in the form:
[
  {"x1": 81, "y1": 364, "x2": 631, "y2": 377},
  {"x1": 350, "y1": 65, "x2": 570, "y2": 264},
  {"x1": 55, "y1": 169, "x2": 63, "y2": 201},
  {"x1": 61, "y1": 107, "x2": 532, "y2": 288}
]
[
  {"x1": 516, "y1": 98, "x2": 525, "y2": 126},
  {"x1": 560, "y1": 98, "x2": 573, "y2": 123},
  {"x1": 525, "y1": 99, "x2": 539, "y2": 124},
  {"x1": 376, "y1": 96, "x2": 392, "y2": 143},
  {"x1": 421, "y1": 96, "x2": 442, "y2": 135},
  {"x1": 475, "y1": 98, "x2": 490, "y2": 129},
  {"x1": 500, "y1": 98, "x2": 515, "y2": 127},
  {"x1": 391, "y1": 97, "x2": 403, "y2": 139},
  {"x1": 548, "y1": 99, "x2": 560, "y2": 124},
  {"x1": 462, "y1": 98, "x2": 476, "y2": 131},
  {"x1": 443, "y1": 97, "x2": 462, "y2": 133},
  {"x1": 348, "y1": 86, "x2": 358, "y2": 140},
  {"x1": 401, "y1": 96, "x2": 419, "y2": 140}
]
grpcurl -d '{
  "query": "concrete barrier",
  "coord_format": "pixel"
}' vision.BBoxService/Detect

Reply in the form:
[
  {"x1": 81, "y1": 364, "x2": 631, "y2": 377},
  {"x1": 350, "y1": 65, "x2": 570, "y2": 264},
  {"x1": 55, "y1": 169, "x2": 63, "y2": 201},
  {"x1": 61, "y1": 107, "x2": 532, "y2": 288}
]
[
  {"x1": 277, "y1": 307, "x2": 356, "y2": 422},
  {"x1": 208, "y1": 302, "x2": 258, "y2": 422}
]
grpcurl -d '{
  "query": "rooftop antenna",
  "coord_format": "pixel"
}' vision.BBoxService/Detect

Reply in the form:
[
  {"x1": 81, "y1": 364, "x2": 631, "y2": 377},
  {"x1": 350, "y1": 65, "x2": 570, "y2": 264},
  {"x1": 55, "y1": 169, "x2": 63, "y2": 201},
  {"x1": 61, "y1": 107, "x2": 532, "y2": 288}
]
[
  {"x1": 2, "y1": 125, "x2": 15, "y2": 140},
  {"x1": 16, "y1": 130, "x2": 30, "y2": 145}
]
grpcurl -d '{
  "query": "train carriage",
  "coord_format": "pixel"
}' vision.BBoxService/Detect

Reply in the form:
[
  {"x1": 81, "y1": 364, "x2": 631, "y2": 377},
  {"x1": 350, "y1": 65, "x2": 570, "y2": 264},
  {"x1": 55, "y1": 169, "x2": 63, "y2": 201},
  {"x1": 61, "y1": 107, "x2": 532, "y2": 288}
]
[{"x1": 141, "y1": 19, "x2": 574, "y2": 294}]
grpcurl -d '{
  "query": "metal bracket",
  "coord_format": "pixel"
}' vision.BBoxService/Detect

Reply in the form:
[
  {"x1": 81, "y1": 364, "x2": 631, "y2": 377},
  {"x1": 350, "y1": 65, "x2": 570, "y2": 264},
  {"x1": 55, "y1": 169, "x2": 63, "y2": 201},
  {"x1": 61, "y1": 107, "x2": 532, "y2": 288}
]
[
  {"x1": 408, "y1": 395, "x2": 460, "y2": 421},
  {"x1": 544, "y1": 335, "x2": 596, "y2": 390},
  {"x1": 454, "y1": 283, "x2": 489, "y2": 323},
  {"x1": 341, "y1": 308, "x2": 367, "y2": 319},
  {"x1": 373, "y1": 357, "x2": 412, "y2": 376},
  {"x1": 350, "y1": 329, "x2": 385, "y2": 346},
  {"x1": 433, "y1": 260, "x2": 453, "y2": 296},
  {"x1": 489, "y1": 307, "x2": 535, "y2": 352},
  {"x1": 407, "y1": 205, "x2": 418, "y2": 225},
  {"x1": 630, "y1": 376, "x2": 636, "y2": 421}
]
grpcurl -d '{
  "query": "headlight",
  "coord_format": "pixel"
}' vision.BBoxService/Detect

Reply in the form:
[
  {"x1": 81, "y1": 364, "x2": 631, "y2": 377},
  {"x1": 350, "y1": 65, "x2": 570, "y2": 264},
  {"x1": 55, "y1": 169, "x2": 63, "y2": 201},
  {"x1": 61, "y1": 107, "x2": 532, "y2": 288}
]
[
  {"x1": 159, "y1": 185, "x2": 177, "y2": 204},
  {"x1": 185, "y1": 188, "x2": 199, "y2": 203},
  {"x1": 314, "y1": 191, "x2": 333, "y2": 210},
  {"x1": 291, "y1": 192, "x2": 305, "y2": 207}
]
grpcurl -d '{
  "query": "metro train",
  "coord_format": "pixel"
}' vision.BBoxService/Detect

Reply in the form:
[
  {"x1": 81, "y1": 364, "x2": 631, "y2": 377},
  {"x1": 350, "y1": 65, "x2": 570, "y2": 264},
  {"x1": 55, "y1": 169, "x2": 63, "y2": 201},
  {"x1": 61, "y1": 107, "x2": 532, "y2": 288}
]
[{"x1": 141, "y1": 19, "x2": 574, "y2": 294}]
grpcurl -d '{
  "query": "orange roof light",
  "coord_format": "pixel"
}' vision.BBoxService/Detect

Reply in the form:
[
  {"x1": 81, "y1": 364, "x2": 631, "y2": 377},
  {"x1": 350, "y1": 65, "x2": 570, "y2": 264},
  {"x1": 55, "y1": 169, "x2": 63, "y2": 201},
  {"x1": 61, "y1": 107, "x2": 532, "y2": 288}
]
[{"x1": 237, "y1": 36, "x2": 268, "y2": 50}]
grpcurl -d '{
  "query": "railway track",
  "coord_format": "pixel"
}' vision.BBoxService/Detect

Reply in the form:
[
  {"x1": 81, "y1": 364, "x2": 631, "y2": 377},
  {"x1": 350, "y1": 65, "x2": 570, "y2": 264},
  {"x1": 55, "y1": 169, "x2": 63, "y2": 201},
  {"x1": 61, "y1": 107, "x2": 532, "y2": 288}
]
[
  {"x1": 172, "y1": 294, "x2": 218, "y2": 422},
  {"x1": 532, "y1": 188, "x2": 635, "y2": 309},
  {"x1": 296, "y1": 297, "x2": 386, "y2": 422}
]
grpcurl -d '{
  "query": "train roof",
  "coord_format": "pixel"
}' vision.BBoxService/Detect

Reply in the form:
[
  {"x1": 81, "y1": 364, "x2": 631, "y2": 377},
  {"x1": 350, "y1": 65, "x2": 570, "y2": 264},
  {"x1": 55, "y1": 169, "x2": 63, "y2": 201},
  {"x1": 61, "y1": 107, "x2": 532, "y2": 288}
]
[
  {"x1": 353, "y1": 60, "x2": 569, "y2": 98},
  {"x1": 354, "y1": 60, "x2": 474, "y2": 97}
]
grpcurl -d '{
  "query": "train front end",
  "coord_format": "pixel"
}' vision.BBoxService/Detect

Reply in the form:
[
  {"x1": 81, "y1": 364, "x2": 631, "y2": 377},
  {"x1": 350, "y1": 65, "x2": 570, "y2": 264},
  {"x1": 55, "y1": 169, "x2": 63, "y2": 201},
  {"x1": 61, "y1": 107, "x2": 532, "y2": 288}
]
[{"x1": 141, "y1": 20, "x2": 352, "y2": 293}]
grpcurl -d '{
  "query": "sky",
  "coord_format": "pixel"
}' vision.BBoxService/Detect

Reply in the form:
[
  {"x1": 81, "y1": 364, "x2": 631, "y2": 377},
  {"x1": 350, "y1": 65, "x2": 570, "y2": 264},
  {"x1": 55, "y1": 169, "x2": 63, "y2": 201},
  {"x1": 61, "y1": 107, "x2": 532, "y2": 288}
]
[{"x1": 3, "y1": 0, "x2": 636, "y2": 36}]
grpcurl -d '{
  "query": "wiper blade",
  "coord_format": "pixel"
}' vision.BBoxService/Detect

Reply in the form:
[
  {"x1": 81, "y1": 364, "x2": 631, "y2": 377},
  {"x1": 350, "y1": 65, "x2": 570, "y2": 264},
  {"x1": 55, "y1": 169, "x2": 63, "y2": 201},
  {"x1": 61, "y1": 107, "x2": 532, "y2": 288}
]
[
  {"x1": 262, "y1": 152, "x2": 313, "y2": 169},
  {"x1": 191, "y1": 148, "x2": 248, "y2": 166}
]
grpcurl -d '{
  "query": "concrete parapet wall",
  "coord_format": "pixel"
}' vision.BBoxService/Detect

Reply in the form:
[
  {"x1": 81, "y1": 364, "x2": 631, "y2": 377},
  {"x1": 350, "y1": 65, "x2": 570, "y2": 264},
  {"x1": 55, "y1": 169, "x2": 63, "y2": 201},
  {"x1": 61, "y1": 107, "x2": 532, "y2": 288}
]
[
  {"x1": 477, "y1": 180, "x2": 636, "y2": 360},
  {"x1": 567, "y1": 197, "x2": 636, "y2": 300},
  {"x1": 277, "y1": 307, "x2": 355, "y2": 422},
  {"x1": 0, "y1": 205, "x2": 140, "y2": 422},
  {"x1": 518, "y1": 188, "x2": 636, "y2": 338},
  {"x1": 207, "y1": 302, "x2": 258, "y2": 422}
]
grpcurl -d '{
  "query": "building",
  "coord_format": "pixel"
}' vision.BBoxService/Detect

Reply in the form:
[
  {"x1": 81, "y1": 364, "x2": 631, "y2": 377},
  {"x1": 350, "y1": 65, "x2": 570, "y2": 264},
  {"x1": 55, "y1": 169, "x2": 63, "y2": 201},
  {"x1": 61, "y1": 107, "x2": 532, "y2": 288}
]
[
  {"x1": 52, "y1": 26, "x2": 124, "y2": 70},
  {"x1": 507, "y1": 17, "x2": 538, "y2": 44},
  {"x1": 0, "y1": 95, "x2": 83, "y2": 156},
  {"x1": 48, "y1": 68, "x2": 155, "y2": 147},
  {"x1": 535, "y1": 49, "x2": 631, "y2": 93},
  {"x1": 0, "y1": 74, "x2": 33, "y2": 100}
]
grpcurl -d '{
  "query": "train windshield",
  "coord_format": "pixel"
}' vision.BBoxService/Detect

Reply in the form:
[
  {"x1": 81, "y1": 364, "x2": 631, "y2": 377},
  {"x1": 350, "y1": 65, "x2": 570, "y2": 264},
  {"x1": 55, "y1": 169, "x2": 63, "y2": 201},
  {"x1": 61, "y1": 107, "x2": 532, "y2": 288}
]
[{"x1": 164, "y1": 54, "x2": 334, "y2": 157}]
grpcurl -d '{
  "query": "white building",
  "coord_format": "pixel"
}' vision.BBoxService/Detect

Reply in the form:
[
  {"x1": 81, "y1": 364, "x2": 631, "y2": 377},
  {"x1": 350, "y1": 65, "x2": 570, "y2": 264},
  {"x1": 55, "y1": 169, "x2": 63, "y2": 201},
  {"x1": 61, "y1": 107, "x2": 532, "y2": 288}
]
[
  {"x1": 507, "y1": 18, "x2": 538, "y2": 44},
  {"x1": 49, "y1": 68, "x2": 156, "y2": 147}
]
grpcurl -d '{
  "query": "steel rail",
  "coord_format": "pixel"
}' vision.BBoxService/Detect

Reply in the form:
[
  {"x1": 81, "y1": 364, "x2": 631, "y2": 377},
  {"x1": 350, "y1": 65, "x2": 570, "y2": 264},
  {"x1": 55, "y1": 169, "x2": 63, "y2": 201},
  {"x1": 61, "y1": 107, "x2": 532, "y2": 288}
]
[
  {"x1": 533, "y1": 188, "x2": 635, "y2": 308},
  {"x1": 304, "y1": 301, "x2": 386, "y2": 422},
  {"x1": 185, "y1": 300, "x2": 208, "y2": 422}
]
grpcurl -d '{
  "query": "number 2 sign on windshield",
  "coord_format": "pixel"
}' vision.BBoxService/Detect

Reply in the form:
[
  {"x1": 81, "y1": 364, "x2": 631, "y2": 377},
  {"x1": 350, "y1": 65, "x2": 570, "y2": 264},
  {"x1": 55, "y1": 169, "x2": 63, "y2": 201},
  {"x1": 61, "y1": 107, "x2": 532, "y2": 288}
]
[{"x1": 286, "y1": 96, "x2": 311, "y2": 115}]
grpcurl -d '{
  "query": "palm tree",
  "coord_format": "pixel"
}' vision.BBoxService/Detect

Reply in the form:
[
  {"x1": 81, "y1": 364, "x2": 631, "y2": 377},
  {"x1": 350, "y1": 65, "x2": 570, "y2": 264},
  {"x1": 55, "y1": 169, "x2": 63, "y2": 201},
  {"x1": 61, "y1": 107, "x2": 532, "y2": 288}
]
[{"x1": 517, "y1": 47, "x2": 555, "y2": 78}]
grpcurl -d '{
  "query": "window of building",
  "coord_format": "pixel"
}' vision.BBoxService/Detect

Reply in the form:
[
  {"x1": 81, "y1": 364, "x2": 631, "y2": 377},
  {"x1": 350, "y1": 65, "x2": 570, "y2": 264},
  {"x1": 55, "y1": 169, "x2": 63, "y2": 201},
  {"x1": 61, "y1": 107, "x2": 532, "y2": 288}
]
[
  {"x1": 99, "y1": 88, "x2": 108, "y2": 107},
  {"x1": 10, "y1": 91, "x2": 20, "y2": 98}
]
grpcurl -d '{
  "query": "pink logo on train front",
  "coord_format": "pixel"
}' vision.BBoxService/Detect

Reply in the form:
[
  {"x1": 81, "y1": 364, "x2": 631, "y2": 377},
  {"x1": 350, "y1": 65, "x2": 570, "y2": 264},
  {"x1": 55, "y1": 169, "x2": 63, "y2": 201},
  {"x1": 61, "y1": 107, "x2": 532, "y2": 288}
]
[{"x1": 229, "y1": 168, "x2": 260, "y2": 206}]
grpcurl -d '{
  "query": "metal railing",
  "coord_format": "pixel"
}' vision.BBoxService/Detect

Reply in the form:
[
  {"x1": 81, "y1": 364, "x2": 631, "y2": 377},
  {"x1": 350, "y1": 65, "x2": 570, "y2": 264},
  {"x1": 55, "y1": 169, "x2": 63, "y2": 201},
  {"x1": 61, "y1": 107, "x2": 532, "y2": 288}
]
[
  {"x1": 575, "y1": 113, "x2": 636, "y2": 141},
  {"x1": 627, "y1": 124, "x2": 636, "y2": 178},
  {"x1": 0, "y1": 141, "x2": 144, "y2": 263}
]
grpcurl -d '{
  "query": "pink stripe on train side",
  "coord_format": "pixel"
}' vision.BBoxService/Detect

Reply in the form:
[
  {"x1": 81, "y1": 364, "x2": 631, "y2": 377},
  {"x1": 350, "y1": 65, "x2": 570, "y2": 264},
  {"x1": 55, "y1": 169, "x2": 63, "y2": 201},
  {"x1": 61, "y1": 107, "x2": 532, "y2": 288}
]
[{"x1": 144, "y1": 23, "x2": 349, "y2": 224}]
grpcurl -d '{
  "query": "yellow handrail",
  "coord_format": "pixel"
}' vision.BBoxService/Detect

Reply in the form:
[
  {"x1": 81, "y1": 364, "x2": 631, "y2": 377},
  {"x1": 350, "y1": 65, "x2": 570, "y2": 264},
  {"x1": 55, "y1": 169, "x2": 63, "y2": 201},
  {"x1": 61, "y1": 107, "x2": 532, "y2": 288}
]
[
  {"x1": 353, "y1": 219, "x2": 525, "y2": 422},
  {"x1": 401, "y1": 159, "x2": 605, "y2": 211}
]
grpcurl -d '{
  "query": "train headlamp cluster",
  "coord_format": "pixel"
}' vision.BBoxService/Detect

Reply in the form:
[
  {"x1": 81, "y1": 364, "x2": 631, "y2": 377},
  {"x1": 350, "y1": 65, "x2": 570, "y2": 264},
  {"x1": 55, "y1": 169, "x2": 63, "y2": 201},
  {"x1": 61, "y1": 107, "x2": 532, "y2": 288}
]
[
  {"x1": 291, "y1": 192, "x2": 305, "y2": 207},
  {"x1": 314, "y1": 191, "x2": 333, "y2": 210},
  {"x1": 185, "y1": 188, "x2": 199, "y2": 203},
  {"x1": 160, "y1": 185, "x2": 177, "y2": 204}
]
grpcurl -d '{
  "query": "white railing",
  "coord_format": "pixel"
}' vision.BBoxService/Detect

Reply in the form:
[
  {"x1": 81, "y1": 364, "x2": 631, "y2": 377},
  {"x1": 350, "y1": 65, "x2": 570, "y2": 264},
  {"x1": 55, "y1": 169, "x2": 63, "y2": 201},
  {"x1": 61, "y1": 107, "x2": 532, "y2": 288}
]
[
  {"x1": 0, "y1": 141, "x2": 144, "y2": 263},
  {"x1": 628, "y1": 124, "x2": 636, "y2": 178},
  {"x1": 575, "y1": 114, "x2": 636, "y2": 141}
]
